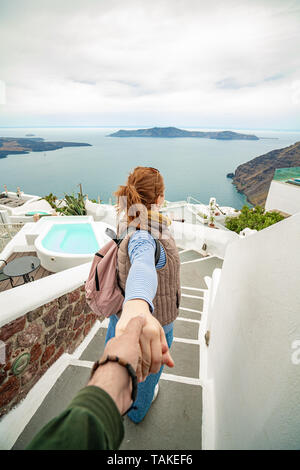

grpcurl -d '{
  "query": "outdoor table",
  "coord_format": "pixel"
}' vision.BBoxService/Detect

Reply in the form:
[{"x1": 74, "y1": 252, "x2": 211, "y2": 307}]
[{"x1": 3, "y1": 256, "x2": 40, "y2": 286}]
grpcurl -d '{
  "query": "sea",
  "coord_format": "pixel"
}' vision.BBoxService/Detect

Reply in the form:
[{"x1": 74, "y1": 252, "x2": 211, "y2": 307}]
[{"x1": 0, "y1": 127, "x2": 299, "y2": 209}]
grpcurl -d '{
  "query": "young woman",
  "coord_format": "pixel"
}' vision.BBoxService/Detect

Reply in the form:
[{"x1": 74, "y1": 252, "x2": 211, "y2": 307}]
[{"x1": 105, "y1": 166, "x2": 181, "y2": 423}]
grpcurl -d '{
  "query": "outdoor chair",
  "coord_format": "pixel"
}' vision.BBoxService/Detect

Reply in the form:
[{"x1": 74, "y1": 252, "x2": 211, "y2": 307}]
[{"x1": 0, "y1": 259, "x2": 14, "y2": 288}]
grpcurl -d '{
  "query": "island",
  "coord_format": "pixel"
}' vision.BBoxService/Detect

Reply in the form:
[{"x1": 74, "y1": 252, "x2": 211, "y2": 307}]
[
  {"x1": 108, "y1": 126, "x2": 259, "y2": 140},
  {"x1": 231, "y1": 141, "x2": 300, "y2": 206},
  {"x1": 0, "y1": 137, "x2": 92, "y2": 159}
]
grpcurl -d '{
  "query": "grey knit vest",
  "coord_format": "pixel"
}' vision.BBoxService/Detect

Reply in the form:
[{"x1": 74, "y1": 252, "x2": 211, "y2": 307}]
[{"x1": 117, "y1": 219, "x2": 181, "y2": 326}]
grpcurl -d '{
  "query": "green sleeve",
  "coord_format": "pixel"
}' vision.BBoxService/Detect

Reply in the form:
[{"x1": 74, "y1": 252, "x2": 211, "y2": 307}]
[{"x1": 26, "y1": 386, "x2": 124, "y2": 450}]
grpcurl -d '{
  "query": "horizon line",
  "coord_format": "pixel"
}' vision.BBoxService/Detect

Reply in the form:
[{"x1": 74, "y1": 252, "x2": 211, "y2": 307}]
[{"x1": 0, "y1": 125, "x2": 300, "y2": 132}]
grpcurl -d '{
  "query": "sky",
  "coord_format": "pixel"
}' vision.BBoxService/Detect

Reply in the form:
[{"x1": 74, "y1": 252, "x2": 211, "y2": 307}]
[{"x1": 0, "y1": 0, "x2": 300, "y2": 130}]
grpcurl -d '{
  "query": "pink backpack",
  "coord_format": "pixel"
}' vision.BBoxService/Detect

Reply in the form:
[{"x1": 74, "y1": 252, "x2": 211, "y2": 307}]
[{"x1": 85, "y1": 228, "x2": 160, "y2": 321}]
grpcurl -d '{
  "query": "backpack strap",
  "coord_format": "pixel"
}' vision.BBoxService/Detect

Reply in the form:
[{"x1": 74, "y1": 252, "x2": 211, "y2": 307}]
[
  {"x1": 154, "y1": 238, "x2": 161, "y2": 266},
  {"x1": 116, "y1": 226, "x2": 136, "y2": 247},
  {"x1": 105, "y1": 227, "x2": 117, "y2": 242}
]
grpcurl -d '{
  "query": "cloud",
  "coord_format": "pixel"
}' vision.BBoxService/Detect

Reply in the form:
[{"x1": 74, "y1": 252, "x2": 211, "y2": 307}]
[
  {"x1": 264, "y1": 74, "x2": 285, "y2": 82},
  {"x1": 0, "y1": 0, "x2": 299, "y2": 128},
  {"x1": 215, "y1": 78, "x2": 256, "y2": 90},
  {"x1": 216, "y1": 73, "x2": 286, "y2": 90},
  {"x1": 71, "y1": 79, "x2": 97, "y2": 86}
]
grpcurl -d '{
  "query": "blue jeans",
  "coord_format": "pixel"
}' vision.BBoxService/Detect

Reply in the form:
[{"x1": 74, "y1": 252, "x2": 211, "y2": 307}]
[{"x1": 105, "y1": 314, "x2": 173, "y2": 423}]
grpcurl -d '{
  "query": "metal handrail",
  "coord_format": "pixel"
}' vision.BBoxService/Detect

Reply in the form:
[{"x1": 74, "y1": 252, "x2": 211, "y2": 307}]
[
  {"x1": 187, "y1": 196, "x2": 205, "y2": 205},
  {"x1": 215, "y1": 203, "x2": 226, "y2": 216},
  {"x1": 160, "y1": 200, "x2": 188, "y2": 211}
]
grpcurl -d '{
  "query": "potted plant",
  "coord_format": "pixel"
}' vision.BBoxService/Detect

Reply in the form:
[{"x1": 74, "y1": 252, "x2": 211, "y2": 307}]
[
  {"x1": 197, "y1": 211, "x2": 208, "y2": 224},
  {"x1": 209, "y1": 214, "x2": 215, "y2": 227}
]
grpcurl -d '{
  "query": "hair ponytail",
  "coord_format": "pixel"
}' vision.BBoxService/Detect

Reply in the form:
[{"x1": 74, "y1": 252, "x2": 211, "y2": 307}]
[
  {"x1": 126, "y1": 184, "x2": 142, "y2": 207},
  {"x1": 114, "y1": 166, "x2": 165, "y2": 224},
  {"x1": 115, "y1": 184, "x2": 141, "y2": 212}
]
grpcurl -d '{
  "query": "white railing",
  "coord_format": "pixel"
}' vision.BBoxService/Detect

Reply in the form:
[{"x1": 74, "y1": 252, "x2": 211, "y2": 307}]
[
  {"x1": 187, "y1": 196, "x2": 231, "y2": 231},
  {"x1": 0, "y1": 223, "x2": 25, "y2": 251},
  {"x1": 160, "y1": 200, "x2": 188, "y2": 211},
  {"x1": 187, "y1": 195, "x2": 205, "y2": 205}
]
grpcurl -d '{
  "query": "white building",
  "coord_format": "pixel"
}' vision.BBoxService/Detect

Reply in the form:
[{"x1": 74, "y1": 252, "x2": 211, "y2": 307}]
[
  {"x1": 265, "y1": 167, "x2": 300, "y2": 215},
  {"x1": 201, "y1": 211, "x2": 300, "y2": 449}
]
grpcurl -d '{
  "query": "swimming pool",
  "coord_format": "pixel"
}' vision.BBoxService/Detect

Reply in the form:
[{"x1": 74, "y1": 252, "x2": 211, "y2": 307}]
[
  {"x1": 35, "y1": 218, "x2": 112, "y2": 272},
  {"x1": 42, "y1": 223, "x2": 100, "y2": 255}
]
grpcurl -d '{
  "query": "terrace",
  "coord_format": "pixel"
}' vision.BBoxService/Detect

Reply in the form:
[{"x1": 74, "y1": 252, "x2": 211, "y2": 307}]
[
  {"x1": 0, "y1": 191, "x2": 299, "y2": 450},
  {"x1": 0, "y1": 194, "x2": 233, "y2": 450},
  {"x1": 0, "y1": 191, "x2": 55, "y2": 227},
  {"x1": 0, "y1": 195, "x2": 27, "y2": 208},
  {"x1": 0, "y1": 252, "x2": 53, "y2": 293},
  {"x1": 0, "y1": 191, "x2": 41, "y2": 212}
]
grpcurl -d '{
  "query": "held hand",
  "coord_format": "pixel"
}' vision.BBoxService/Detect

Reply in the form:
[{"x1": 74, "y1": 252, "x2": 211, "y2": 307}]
[
  {"x1": 100, "y1": 315, "x2": 146, "y2": 373},
  {"x1": 88, "y1": 316, "x2": 147, "y2": 414},
  {"x1": 116, "y1": 299, "x2": 174, "y2": 382}
]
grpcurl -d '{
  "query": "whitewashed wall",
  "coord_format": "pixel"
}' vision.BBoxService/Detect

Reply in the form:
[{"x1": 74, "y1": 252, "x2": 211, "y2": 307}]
[
  {"x1": 171, "y1": 221, "x2": 239, "y2": 258},
  {"x1": 203, "y1": 213, "x2": 300, "y2": 449},
  {"x1": 86, "y1": 202, "x2": 117, "y2": 226},
  {"x1": 265, "y1": 180, "x2": 300, "y2": 215}
]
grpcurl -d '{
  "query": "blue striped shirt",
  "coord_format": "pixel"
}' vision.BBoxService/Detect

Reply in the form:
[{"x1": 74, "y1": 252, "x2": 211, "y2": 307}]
[{"x1": 124, "y1": 230, "x2": 173, "y2": 334}]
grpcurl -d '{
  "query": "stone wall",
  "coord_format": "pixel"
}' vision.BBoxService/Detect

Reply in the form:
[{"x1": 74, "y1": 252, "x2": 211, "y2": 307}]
[{"x1": 0, "y1": 285, "x2": 97, "y2": 419}]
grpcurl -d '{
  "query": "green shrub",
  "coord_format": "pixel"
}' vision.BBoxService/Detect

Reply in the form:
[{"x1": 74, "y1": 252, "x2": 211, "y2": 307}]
[
  {"x1": 40, "y1": 193, "x2": 58, "y2": 209},
  {"x1": 225, "y1": 205, "x2": 284, "y2": 233},
  {"x1": 56, "y1": 192, "x2": 87, "y2": 216}
]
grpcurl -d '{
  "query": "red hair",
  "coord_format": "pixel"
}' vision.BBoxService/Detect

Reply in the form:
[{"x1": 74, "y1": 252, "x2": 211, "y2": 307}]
[{"x1": 115, "y1": 166, "x2": 165, "y2": 223}]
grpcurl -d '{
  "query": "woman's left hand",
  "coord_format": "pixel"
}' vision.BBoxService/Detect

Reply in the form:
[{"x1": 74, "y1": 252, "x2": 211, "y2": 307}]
[{"x1": 116, "y1": 299, "x2": 174, "y2": 382}]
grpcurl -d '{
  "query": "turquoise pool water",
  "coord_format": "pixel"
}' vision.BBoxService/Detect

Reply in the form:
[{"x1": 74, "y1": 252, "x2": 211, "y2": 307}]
[
  {"x1": 273, "y1": 167, "x2": 300, "y2": 181},
  {"x1": 26, "y1": 211, "x2": 50, "y2": 216},
  {"x1": 42, "y1": 223, "x2": 99, "y2": 254}
]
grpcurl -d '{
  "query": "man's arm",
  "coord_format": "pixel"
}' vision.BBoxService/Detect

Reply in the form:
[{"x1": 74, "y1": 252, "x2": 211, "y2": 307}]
[
  {"x1": 27, "y1": 317, "x2": 146, "y2": 450},
  {"x1": 26, "y1": 386, "x2": 124, "y2": 450}
]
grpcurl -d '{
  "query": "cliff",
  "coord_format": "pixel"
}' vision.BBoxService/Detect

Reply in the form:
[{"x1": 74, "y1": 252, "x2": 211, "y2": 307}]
[
  {"x1": 0, "y1": 137, "x2": 91, "y2": 158},
  {"x1": 108, "y1": 127, "x2": 259, "y2": 140},
  {"x1": 232, "y1": 141, "x2": 300, "y2": 206}
]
